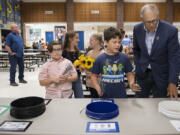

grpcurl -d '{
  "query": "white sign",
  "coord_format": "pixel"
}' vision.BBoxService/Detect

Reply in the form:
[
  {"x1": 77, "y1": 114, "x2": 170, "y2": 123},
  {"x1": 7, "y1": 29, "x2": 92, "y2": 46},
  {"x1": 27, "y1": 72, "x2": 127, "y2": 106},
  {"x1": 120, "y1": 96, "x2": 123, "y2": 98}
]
[
  {"x1": 170, "y1": 120, "x2": 180, "y2": 132},
  {"x1": 86, "y1": 122, "x2": 119, "y2": 133},
  {"x1": 0, "y1": 121, "x2": 32, "y2": 132},
  {"x1": 45, "y1": 11, "x2": 53, "y2": 14},
  {"x1": 91, "y1": 10, "x2": 99, "y2": 14}
]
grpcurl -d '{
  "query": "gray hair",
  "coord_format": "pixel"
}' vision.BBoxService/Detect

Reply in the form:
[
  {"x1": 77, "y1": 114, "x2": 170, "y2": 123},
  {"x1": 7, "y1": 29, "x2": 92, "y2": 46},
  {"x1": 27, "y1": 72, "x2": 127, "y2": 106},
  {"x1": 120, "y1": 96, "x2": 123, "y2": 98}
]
[
  {"x1": 140, "y1": 4, "x2": 159, "y2": 18},
  {"x1": 11, "y1": 24, "x2": 18, "y2": 30}
]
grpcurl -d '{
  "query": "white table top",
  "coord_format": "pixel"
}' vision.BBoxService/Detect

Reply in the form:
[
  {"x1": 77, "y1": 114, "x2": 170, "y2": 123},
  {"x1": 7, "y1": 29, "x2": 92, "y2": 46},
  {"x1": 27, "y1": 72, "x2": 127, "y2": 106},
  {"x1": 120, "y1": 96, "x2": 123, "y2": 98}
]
[{"x1": 0, "y1": 98, "x2": 179, "y2": 135}]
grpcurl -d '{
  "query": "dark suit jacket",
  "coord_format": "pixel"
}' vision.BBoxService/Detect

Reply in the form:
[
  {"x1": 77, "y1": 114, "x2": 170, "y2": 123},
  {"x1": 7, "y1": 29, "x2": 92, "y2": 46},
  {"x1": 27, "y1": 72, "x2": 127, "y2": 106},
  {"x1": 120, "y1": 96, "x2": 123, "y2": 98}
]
[{"x1": 133, "y1": 20, "x2": 180, "y2": 89}]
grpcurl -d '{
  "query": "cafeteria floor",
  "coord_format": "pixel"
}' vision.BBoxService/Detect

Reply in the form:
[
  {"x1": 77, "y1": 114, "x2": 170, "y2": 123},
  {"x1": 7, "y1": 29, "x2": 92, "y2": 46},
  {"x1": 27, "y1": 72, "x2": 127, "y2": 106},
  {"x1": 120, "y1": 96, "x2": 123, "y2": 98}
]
[{"x1": 0, "y1": 68, "x2": 45, "y2": 98}]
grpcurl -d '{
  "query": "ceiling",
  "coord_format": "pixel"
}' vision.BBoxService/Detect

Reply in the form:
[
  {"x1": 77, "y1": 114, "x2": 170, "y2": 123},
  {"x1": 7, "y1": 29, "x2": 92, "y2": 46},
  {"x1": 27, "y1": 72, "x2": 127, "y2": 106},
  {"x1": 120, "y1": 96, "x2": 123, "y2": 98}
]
[{"x1": 21, "y1": 0, "x2": 180, "y2": 2}]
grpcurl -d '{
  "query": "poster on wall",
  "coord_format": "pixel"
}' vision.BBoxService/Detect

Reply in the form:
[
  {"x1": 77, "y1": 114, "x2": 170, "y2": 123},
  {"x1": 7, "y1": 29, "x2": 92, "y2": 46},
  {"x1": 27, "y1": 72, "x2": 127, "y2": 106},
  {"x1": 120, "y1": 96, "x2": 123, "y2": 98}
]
[
  {"x1": 0, "y1": 0, "x2": 7, "y2": 28},
  {"x1": 54, "y1": 26, "x2": 66, "y2": 42},
  {"x1": 0, "y1": 0, "x2": 2, "y2": 27},
  {"x1": 14, "y1": 0, "x2": 21, "y2": 29},
  {"x1": 30, "y1": 29, "x2": 41, "y2": 42},
  {"x1": 6, "y1": 0, "x2": 14, "y2": 24}
]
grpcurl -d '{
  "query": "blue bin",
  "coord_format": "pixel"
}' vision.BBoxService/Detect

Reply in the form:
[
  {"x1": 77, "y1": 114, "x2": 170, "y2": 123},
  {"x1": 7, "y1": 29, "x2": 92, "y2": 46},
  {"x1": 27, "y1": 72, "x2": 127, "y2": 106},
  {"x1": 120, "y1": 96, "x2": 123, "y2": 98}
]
[{"x1": 86, "y1": 102, "x2": 119, "y2": 120}]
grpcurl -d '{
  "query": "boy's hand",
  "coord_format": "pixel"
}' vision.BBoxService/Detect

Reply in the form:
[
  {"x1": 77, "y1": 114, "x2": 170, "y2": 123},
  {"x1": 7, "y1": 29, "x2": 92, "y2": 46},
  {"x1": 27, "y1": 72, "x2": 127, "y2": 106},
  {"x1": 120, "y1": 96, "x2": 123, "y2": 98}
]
[
  {"x1": 59, "y1": 74, "x2": 70, "y2": 83},
  {"x1": 130, "y1": 83, "x2": 141, "y2": 92},
  {"x1": 97, "y1": 88, "x2": 103, "y2": 97},
  {"x1": 51, "y1": 77, "x2": 60, "y2": 84}
]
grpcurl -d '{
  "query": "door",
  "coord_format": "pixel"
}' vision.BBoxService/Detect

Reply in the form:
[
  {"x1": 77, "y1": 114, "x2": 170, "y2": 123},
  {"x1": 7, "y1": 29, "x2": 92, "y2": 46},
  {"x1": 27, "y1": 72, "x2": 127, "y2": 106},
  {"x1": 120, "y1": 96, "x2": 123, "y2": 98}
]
[
  {"x1": 46, "y1": 32, "x2": 54, "y2": 43},
  {"x1": 77, "y1": 31, "x2": 84, "y2": 51}
]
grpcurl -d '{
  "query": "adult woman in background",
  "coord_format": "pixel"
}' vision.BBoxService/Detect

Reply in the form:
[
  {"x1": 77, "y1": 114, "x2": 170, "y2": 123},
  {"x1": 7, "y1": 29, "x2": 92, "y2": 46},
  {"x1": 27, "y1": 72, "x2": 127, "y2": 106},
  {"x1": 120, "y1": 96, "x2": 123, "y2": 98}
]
[
  {"x1": 86, "y1": 34, "x2": 104, "y2": 98},
  {"x1": 62, "y1": 32, "x2": 84, "y2": 98}
]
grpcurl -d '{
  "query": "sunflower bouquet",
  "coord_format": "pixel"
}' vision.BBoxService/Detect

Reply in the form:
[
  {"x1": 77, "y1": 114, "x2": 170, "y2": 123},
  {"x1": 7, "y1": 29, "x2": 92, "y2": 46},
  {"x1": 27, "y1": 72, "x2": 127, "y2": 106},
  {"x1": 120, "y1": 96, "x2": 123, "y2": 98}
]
[{"x1": 73, "y1": 54, "x2": 95, "y2": 70}]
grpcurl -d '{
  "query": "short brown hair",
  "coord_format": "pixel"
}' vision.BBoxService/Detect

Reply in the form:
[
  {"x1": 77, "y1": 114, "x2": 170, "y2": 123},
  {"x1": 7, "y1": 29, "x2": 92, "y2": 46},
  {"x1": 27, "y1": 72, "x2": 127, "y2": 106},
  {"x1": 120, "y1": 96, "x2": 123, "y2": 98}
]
[
  {"x1": 47, "y1": 41, "x2": 62, "y2": 53},
  {"x1": 104, "y1": 27, "x2": 122, "y2": 42}
]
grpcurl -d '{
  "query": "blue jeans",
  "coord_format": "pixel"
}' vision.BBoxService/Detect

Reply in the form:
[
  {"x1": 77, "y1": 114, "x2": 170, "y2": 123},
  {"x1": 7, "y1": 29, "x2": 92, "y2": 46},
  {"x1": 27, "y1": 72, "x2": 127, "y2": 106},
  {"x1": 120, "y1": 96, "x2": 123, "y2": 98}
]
[
  {"x1": 9, "y1": 55, "x2": 24, "y2": 83},
  {"x1": 72, "y1": 76, "x2": 84, "y2": 98}
]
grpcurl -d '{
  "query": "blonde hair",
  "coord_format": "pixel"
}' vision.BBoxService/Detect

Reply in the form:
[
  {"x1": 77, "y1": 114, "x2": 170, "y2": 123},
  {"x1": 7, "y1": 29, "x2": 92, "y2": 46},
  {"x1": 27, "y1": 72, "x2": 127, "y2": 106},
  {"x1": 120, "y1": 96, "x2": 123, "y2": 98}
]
[{"x1": 91, "y1": 33, "x2": 104, "y2": 48}]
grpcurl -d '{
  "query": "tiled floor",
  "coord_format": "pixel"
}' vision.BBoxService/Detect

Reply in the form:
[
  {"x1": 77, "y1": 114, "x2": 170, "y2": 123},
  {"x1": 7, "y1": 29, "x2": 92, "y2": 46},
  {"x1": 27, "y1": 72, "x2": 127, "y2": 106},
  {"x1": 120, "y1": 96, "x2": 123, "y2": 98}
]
[{"x1": 0, "y1": 68, "x2": 45, "y2": 98}]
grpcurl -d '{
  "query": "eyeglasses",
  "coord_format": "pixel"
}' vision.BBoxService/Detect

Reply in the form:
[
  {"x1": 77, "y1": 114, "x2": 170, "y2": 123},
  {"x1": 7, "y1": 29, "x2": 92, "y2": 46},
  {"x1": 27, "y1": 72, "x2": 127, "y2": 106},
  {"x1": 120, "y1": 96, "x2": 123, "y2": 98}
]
[
  {"x1": 144, "y1": 19, "x2": 158, "y2": 25},
  {"x1": 52, "y1": 48, "x2": 62, "y2": 52}
]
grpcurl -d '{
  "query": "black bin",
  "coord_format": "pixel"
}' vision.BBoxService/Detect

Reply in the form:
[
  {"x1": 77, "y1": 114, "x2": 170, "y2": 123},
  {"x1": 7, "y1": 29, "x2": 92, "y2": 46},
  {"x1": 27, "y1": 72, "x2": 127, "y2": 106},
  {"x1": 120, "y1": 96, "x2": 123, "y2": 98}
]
[{"x1": 10, "y1": 96, "x2": 46, "y2": 119}]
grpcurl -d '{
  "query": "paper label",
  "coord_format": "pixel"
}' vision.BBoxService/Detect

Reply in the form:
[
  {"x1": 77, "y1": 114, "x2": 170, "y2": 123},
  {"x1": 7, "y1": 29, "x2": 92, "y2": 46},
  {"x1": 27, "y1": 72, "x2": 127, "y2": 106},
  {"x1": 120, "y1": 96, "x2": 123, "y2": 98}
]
[
  {"x1": 170, "y1": 120, "x2": 180, "y2": 132},
  {"x1": 0, "y1": 121, "x2": 32, "y2": 132},
  {"x1": 86, "y1": 122, "x2": 119, "y2": 133}
]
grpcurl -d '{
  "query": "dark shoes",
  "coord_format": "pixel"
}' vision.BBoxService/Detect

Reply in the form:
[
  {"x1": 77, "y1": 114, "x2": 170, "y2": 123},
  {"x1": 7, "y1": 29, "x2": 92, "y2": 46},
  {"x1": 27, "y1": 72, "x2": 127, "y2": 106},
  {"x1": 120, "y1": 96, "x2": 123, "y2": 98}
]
[
  {"x1": 10, "y1": 80, "x2": 27, "y2": 86},
  {"x1": 19, "y1": 80, "x2": 28, "y2": 83},
  {"x1": 10, "y1": 82, "x2": 19, "y2": 86}
]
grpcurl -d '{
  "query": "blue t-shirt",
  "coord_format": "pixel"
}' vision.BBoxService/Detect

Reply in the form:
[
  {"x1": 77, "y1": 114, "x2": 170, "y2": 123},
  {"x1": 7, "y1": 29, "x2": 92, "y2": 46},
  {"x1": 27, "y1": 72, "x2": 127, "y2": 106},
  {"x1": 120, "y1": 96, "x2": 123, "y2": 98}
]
[
  {"x1": 121, "y1": 37, "x2": 132, "y2": 47},
  {"x1": 91, "y1": 52, "x2": 133, "y2": 98},
  {"x1": 5, "y1": 32, "x2": 24, "y2": 57}
]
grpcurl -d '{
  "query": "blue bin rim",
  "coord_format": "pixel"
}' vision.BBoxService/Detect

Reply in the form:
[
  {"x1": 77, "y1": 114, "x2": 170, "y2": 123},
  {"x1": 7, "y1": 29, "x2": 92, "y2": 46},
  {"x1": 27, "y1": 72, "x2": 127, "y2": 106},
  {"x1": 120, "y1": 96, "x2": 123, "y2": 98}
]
[{"x1": 85, "y1": 101, "x2": 119, "y2": 120}]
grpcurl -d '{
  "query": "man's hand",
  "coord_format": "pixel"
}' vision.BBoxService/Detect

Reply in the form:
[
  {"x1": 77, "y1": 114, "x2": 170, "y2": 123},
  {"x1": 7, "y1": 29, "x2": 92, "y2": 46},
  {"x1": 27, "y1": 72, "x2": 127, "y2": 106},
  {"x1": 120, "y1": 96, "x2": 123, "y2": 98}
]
[
  {"x1": 130, "y1": 83, "x2": 141, "y2": 92},
  {"x1": 167, "y1": 83, "x2": 178, "y2": 99},
  {"x1": 10, "y1": 52, "x2": 16, "y2": 56}
]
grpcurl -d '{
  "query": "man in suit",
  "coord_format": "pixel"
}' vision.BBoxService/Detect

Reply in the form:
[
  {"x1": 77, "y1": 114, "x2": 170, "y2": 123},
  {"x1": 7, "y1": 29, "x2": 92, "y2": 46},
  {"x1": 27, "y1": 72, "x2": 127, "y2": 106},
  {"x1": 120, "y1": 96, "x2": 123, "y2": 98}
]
[{"x1": 133, "y1": 4, "x2": 180, "y2": 99}]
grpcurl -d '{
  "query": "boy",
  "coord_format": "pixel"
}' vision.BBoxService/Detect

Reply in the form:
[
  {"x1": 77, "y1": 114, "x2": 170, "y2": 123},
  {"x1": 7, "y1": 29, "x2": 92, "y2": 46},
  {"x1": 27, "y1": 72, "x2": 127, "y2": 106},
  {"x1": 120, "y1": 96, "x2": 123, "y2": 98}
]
[
  {"x1": 39, "y1": 41, "x2": 78, "y2": 98},
  {"x1": 91, "y1": 27, "x2": 140, "y2": 98}
]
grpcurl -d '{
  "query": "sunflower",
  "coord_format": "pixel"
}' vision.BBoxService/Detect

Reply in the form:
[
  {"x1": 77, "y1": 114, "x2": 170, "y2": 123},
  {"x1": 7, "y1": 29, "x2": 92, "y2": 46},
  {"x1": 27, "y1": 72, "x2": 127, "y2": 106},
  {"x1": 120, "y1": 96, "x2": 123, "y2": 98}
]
[
  {"x1": 79, "y1": 54, "x2": 86, "y2": 69},
  {"x1": 73, "y1": 60, "x2": 80, "y2": 68},
  {"x1": 78, "y1": 54, "x2": 85, "y2": 60},
  {"x1": 85, "y1": 56, "x2": 95, "y2": 69}
]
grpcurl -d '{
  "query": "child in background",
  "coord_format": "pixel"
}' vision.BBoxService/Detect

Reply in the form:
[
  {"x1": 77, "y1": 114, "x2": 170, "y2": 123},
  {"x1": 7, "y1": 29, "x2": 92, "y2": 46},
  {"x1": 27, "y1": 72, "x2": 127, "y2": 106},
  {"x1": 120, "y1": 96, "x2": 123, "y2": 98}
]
[
  {"x1": 86, "y1": 34, "x2": 104, "y2": 98},
  {"x1": 62, "y1": 31, "x2": 84, "y2": 98},
  {"x1": 91, "y1": 27, "x2": 140, "y2": 98},
  {"x1": 39, "y1": 41, "x2": 78, "y2": 99}
]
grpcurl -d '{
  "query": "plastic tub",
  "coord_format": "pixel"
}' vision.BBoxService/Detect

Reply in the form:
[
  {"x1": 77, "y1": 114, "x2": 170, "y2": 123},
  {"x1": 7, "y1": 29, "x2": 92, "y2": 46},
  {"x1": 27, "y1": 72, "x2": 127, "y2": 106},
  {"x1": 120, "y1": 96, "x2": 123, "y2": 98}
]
[
  {"x1": 10, "y1": 96, "x2": 46, "y2": 119},
  {"x1": 86, "y1": 101, "x2": 119, "y2": 120}
]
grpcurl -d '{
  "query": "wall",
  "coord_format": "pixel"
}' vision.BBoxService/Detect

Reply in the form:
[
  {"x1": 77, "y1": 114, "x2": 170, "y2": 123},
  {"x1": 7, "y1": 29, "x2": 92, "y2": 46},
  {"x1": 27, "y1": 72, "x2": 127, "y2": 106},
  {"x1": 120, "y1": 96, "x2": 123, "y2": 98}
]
[
  {"x1": 22, "y1": 1, "x2": 175, "y2": 23},
  {"x1": 124, "y1": 2, "x2": 166, "y2": 22},
  {"x1": 174, "y1": 3, "x2": 180, "y2": 22},
  {"x1": 74, "y1": 22, "x2": 117, "y2": 48},
  {"x1": 22, "y1": 0, "x2": 180, "y2": 49},
  {"x1": 25, "y1": 23, "x2": 67, "y2": 46},
  {"x1": 74, "y1": 2, "x2": 116, "y2": 22},
  {"x1": 22, "y1": 3, "x2": 66, "y2": 22}
]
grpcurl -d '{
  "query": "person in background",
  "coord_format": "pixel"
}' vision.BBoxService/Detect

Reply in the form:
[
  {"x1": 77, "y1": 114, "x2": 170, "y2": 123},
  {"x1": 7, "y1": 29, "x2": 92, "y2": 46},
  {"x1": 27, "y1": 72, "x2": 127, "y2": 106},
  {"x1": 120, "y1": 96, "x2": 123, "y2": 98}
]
[
  {"x1": 121, "y1": 35, "x2": 132, "y2": 55},
  {"x1": 62, "y1": 31, "x2": 84, "y2": 98},
  {"x1": 133, "y1": 4, "x2": 180, "y2": 99},
  {"x1": 39, "y1": 41, "x2": 77, "y2": 99},
  {"x1": 38, "y1": 40, "x2": 42, "y2": 50},
  {"x1": 86, "y1": 34, "x2": 104, "y2": 98},
  {"x1": 32, "y1": 42, "x2": 38, "y2": 49},
  {"x1": 5, "y1": 24, "x2": 27, "y2": 86},
  {"x1": 1, "y1": 36, "x2": 6, "y2": 49},
  {"x1": 119, "y1": 29, "x2": 125, "y2": 52},
  {"x1": 91, "y1": 27, "x2": 140, "y2": 98}
]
